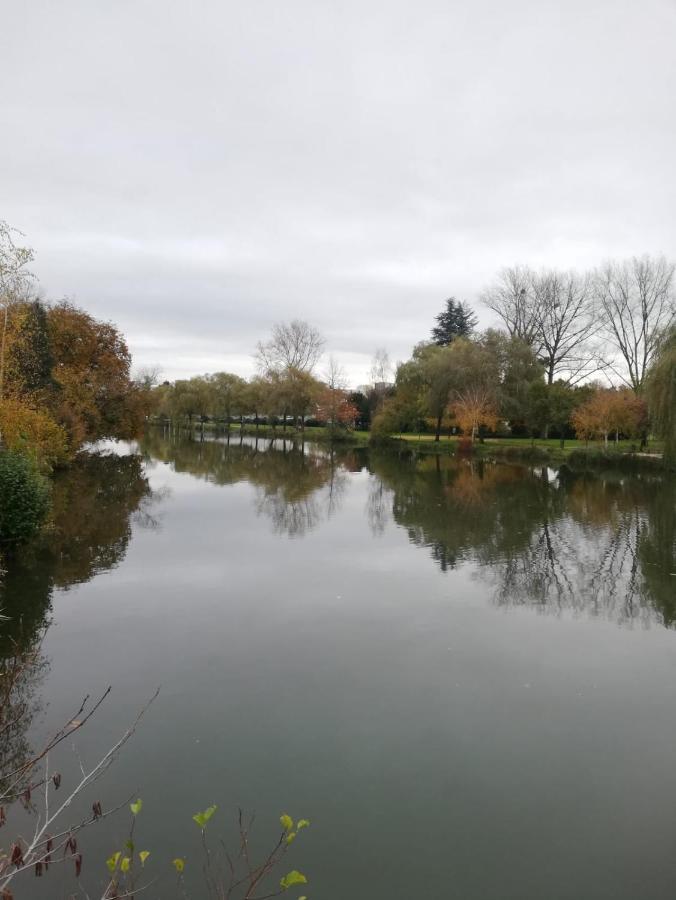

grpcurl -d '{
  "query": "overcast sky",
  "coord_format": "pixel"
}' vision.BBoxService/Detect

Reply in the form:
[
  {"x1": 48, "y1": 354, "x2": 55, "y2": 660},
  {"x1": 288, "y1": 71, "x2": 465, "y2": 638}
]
[{"x1": 3, "y1": 0, "x2": 675, "y2": 385}]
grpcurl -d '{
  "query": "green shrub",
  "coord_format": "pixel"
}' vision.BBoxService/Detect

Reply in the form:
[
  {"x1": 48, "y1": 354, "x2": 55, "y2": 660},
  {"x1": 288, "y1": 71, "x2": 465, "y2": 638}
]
[{"x1": 0, "y1": 449, "x2": 50, "y2": 542}]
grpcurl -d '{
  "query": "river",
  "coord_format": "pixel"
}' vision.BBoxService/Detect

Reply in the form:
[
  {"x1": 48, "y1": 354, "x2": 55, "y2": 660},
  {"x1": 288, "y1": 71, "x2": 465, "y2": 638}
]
[{"x1": 2, "y1": 430, "x2": 676, "y2": 899}]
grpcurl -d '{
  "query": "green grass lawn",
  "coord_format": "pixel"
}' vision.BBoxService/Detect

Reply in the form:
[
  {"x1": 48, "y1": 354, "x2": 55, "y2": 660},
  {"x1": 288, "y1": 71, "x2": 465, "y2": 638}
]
[{"x1": 394, "y1": 434, "x2": 663, "y2": 453}]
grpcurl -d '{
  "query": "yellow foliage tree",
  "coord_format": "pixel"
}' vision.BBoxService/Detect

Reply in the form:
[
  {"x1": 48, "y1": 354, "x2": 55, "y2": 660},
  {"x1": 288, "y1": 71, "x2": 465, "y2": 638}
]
[{"x1": 0, "y1": 398, "x2": 68, "y2": 472}]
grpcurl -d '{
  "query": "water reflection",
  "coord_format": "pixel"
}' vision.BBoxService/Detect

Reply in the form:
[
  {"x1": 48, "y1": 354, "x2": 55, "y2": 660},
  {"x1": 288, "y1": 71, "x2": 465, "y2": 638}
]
[
  {"x1": 141, "y1": 433, "x2": 676, "y2": 625},
  {"x1": 0, "y1": 447, "x2": 156, "y2": 794},
  {"x1": 369, "y1": 452, "x2": 676, "y2": 627},
  {"x1": 141, "y1": 430, "x2": 351, "y2": 537},
  {"x1": 0, "y1": 448, "x2": 155, "y2": 650}
]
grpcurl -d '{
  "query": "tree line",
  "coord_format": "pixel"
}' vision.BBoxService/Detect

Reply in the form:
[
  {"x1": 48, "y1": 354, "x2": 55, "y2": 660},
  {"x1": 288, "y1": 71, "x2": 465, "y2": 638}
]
[
  {"x1": 153, "y1": 321, "x2": 367, "y2": 434},
  {"x1": 152, "y1": 254, "x2": 675, "y2": 465},
  {"x1": 372, "y1": 255, "x2": 675, "y2": 462}
]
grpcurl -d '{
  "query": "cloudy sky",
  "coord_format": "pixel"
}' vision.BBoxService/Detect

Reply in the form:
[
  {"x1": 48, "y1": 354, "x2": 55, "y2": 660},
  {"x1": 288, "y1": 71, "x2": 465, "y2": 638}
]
[{"x1": 3, "y1": 0, "x2": 675, "y2": 385}]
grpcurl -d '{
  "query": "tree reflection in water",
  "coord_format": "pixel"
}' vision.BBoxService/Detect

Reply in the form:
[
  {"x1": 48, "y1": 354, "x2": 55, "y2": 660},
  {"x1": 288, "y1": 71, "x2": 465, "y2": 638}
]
[
  {"x1": 141, "y1": 430, "x2": 350, "y2": 538},
  {"x1": 368, "y1": 452, "x2": 676, "y2": 627},
  {"x1": 0, "y1": 445, "x2": 157, "y2": 788}
]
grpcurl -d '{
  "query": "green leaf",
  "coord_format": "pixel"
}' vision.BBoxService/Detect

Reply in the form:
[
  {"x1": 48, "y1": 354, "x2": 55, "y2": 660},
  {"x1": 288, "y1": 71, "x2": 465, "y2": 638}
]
[
  {"x1": 172, "y1": 857, "x2": 185, "y2": 873},
  {"x1": 120, "y1": 857, "x2": 131, "y2": 873},
  {"x1": 130, "y1": 799, "x2": 143, "y2": 816},
  {"x1": 280, "y1": 813, "x2": 294, "y2": 832},
  {"x1": 106, "y1": 851, "x2": 121, "y2": 873},
  {"x1": 285, "y1": 832, "x2": 296, "y2": 844},
  {"x1": 139, "y1": 851, "x2": 150, "y2": 866},
  {"x1": 280, "y1": 870, "x2": 307, "y2": 890},
  {"x1": 125, "y1": 839, "x2": 135, "y2": 853},
  {"x1": 297, "y1": 819, "x2": 310, "y2": 830},
  {"x1": 192, "y1": 804, "x2": 217, "y2": 829}
]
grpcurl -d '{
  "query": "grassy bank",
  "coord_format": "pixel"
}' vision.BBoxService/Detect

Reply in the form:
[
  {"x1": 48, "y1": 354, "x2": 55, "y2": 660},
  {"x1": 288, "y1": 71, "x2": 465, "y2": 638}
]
[{"x1": 376, "y1": 433, "x2": 669, "y2": 470}]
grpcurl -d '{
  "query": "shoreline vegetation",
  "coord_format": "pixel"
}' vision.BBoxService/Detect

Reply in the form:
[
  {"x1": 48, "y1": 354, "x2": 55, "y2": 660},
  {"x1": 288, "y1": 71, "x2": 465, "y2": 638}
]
[{"x1": 1, "y1": 221, "x2": 675, "y2": 544}]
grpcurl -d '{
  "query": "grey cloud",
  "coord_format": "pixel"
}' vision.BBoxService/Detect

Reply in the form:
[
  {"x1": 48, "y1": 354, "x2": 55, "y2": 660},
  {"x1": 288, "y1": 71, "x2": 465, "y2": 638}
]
[{"x1": 2, "y1": 0, "x2": 675, "y2": 385}]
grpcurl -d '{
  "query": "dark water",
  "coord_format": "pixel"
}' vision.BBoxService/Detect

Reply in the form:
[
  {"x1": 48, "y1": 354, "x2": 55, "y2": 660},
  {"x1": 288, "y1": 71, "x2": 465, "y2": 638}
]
[{"x1": 3, "y1": 431, "x2": 676, "y2": 899}]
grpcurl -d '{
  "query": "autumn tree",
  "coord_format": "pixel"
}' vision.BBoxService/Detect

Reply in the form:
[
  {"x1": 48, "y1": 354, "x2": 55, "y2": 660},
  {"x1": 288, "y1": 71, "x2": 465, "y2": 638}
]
[
  {"x1": 3, "y1": 300, "x2": 54, "y2": 403},
  {"x1": 452, "y1": 386, "x2": 499, "y2": 443},
  {"x1": 46, "y1": 302, "x2": 146, "y2": 446},
  {"x1": 0, "y1": 221, "x2": 36, "y2": 402},
  {"x1": 431, "y1": 298, "x2": 477, "y2": 346},
  {"x1": 571, "y1": 388, "x2": 647, "y2": 446},
  {"x1": 0, "y1": 399, "x2": 68, "y2": 471},
  {"x1": 315, "y1": 387, "x2": 358, "y2": 430}
]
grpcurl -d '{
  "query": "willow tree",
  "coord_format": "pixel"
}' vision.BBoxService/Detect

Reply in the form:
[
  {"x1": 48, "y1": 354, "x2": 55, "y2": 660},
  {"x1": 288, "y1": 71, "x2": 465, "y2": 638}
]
[{"x1": 645, "y1": 327, "x2": 676, "y2": 466}]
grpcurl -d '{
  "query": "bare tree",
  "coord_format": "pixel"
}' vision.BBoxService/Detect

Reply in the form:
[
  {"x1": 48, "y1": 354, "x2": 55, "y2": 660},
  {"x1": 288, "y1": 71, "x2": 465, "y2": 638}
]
[
  {"x1": 530, "y1": 269, "x2": 600, "y2": 384},
  {"x1": 323, "y1": 355, "x2": 347, "y2": 390},
  {"x1": 255, "y1": 320, "x2": 325, "y2": 375},
  {"x1": 593, "y1": 255, "x2": 675, "y2": 391},
  {"x1": 133, "y1": 365, "x2": 162, "y2": 390},
  {"x1": 482, "y1": 265, "x2": 601, "y2": 384},
  {"x1": 480, "y1": 266, "x2": 539, "y2": 346},
  {"x1": 369, "y1": 347, "x2": 392, "y2": 386}
]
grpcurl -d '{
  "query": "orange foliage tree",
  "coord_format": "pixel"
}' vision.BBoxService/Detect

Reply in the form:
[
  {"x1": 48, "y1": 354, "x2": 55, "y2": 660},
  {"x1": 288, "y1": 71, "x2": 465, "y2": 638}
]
[
  {"x1": 46, "y1": 302, "x2": 149, "y2": 447},
  {"x1": 451, "y1": 386, "x2": 499, "y2": 442},
  {"x1": 315, "y1": 387, "x2": 358, "y2": 429},
  {"x1": 571, "y1": 387, "x2": 647, "y2": 446}
]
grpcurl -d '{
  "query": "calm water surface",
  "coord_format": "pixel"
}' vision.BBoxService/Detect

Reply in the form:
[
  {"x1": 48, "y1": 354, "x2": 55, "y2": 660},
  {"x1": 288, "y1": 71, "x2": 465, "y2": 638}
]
[{"x1": 3, "y1": 431, "x2": 676, "y2": 899}]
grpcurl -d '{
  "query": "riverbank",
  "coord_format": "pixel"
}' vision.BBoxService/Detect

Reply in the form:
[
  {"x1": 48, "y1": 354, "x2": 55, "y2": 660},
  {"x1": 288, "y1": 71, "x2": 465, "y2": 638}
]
[
  {"x1": 376, "y1": 434, "x2": 670, "y2": 471},
  {"x1": 154, "y1": 420, "x2": 371, "y2": 445},
  {"x1": 149, "y1": 422, "x2": 671, "y2": 472}
]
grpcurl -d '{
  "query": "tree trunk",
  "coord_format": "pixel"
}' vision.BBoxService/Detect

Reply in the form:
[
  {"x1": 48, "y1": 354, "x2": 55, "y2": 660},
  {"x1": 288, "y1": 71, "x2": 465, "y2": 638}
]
[{"x1": 435, "y1": 413, "x2": 442, "y2": 442}]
